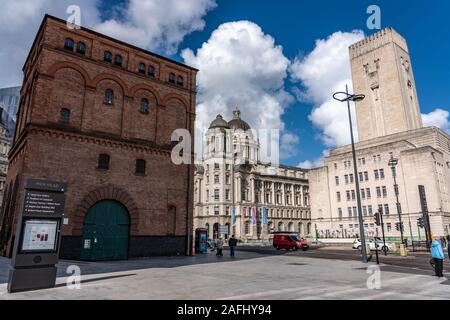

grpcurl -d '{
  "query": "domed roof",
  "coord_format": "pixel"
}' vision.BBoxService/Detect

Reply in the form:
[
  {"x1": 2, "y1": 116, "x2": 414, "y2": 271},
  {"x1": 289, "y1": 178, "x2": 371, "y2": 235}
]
[
  {"x1": 228, "y1": 107, "x2": 251, "y2": 131},
  {"x1": 209, "y1": 114, "x2": 230, "y2": 129}
]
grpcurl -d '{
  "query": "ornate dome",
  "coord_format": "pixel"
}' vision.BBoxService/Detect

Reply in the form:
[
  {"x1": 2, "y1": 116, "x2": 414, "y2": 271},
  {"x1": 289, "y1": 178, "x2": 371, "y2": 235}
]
[
  {"x1": 228, "y1": 107, "x2": 251, "y2": 131},
  {"x1": 209, "y1": 114, "x2": 230, "y2": 129}
]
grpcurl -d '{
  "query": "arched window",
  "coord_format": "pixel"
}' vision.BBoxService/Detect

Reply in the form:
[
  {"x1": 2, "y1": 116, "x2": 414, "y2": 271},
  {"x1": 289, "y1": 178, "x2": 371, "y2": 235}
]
[
  {"x1": 64, "y1": 38, "x2": 74, "y2": 51},
  {"x1": 138, "y1": 63, "x2": 146, "y2": 74},
  {"x1": 177, "y1": 75, "x2": 184, "y2": 86},
  {"x1": 104, "y1": 89, "x2": 114, "y2": 105},
  {"x1": 245, "y1": 221, "x2": 250, "y2": 235},
  {"x1": 114, "y1": 55, "x2": 122, "y2": 66},
  {"x1": 168, "y1": 73, "x2": 175, "y2": 84},
  {"x1": 60, "y1": 108, "x2": 70, "y2": 123},
  {"x1": 98, "y1": 154, "x2": 110, "y2": 170},
  {"x1": 76, "y1": 42, "x2": 86, "y2": 55},
  {"x1": 135, "y1": 159, "x2": 146, "y2": 175},
  {"x1": 140, "y1": 98, "x2": 149, "y2": 113},
  {"x1": 148, "y1": 66, "x2": 155, "y2": 77},
  {"x1": 103, "y1": 51, "x2": 112, "y2": 63}
]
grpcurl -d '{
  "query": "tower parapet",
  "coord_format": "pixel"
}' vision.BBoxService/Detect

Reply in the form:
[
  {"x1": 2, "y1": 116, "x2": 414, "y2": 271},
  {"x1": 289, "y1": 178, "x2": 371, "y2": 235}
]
[{"x1": 350, "y1": 27, "x2": 409, "y2": 60}]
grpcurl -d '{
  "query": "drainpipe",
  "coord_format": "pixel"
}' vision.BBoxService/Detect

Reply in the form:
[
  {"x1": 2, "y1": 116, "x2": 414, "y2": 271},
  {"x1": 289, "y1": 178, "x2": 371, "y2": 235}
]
[{"x1": 185, "y1": 69, "x2": 193, "y2": 256}]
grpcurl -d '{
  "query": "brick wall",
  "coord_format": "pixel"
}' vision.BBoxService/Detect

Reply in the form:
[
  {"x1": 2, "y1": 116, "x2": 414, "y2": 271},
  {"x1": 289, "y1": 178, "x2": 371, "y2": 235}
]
[{"x1": 0, "y1": 15, "x2": 197, "y2": 258}]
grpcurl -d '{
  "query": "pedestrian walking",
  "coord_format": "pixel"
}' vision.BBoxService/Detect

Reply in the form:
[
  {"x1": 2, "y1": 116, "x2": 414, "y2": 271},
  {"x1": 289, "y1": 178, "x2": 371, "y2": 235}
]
[
  {"x1": 447, "y1": 235, "x2": 450, "y2": 259},
  {"x1": 216, "y1": 238, "x2": 224, "y2": 257},
  {"x1": 431, "y1": 240, "x2": 445, "y2": 278},
  {"x1": 229, "y1": 235, "x2": 238, "y2": 257},
  {"x1": 440, "y1": 236, "x2": 447, "y2": 248}
]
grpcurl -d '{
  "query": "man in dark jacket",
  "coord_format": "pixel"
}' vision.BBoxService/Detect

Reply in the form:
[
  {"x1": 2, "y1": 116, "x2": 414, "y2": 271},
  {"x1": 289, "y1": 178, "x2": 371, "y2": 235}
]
[{"x1": 229, "y1": 235, "x2": 238, "y2": 257}]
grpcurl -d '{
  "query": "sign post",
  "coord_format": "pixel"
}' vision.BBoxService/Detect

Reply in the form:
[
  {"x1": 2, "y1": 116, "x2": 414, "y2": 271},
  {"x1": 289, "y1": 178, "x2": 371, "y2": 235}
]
[
  {"x1": 418, "y1": 185, "x2": 432, "y2": 251},
  {"x1": 7, "y1": 178, "x2": 66, "y2": 293}
]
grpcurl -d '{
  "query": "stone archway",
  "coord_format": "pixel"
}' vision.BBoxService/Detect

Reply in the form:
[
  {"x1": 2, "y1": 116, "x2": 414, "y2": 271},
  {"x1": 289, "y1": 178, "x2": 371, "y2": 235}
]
[{"x1": 74, "y1": 185, "x2": 139, "y2": 235}]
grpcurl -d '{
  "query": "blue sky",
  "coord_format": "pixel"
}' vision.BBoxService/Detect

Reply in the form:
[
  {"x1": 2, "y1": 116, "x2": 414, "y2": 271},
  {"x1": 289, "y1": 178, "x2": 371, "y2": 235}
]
[
  {"x1": 183, "y1": 0, "x2": 449, "y2": 166},
  {"x1": 1, "y1": 0, "x2": 449, "y2": 167},
  {"x1": 100, "y1": 0, "x2": 449, "y2": 166}
]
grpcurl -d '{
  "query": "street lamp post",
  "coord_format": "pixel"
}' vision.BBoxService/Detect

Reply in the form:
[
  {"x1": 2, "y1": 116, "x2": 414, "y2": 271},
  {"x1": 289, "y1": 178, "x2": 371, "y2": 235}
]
[
  {"x1": 388, "y1": 154, "x2": 405, "y2": 244},
  {"x1": 333, "y1": 85, "x2": 367, "y2": 263}
]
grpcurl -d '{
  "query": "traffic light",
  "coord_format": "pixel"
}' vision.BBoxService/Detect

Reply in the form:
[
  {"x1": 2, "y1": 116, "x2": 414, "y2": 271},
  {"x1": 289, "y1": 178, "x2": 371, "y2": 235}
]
[
  {"x1": 417, "y1": 217, "x2": 425, "y2": 229},
  {"x1": 395, "y1": 222, "x2": 404, "y2": 232},
  {"x1": 374, "y1": 212, "x2": 381, "y2": 226}
]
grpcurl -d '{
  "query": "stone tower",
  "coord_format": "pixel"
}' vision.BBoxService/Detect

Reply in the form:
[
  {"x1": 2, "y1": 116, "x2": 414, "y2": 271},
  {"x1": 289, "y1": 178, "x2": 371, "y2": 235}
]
[{"x1": 350, "y1": 28, "x2": 423, "y2": 141}]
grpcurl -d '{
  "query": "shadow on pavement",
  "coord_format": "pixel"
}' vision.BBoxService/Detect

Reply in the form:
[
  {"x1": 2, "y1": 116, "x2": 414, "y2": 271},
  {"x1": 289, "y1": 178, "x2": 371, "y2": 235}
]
[
  {"x1": 0, "y1": 247, "x2": 285, "y2": 284},
  {"x1": 54, "y1": 273, "x2": 137, "y2": 288}
]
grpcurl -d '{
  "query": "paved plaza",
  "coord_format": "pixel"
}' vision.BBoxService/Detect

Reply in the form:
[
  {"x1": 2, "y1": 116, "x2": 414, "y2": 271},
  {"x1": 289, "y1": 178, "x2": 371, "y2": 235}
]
[{"x1": 0, "y1": 248, "x2": 449, "y2": 300}]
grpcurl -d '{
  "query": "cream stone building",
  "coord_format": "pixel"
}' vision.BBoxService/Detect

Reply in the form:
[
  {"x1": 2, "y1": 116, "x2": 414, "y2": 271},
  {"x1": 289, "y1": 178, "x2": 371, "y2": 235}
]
[
  {"x1": 194, "y1": 109, "x2": 312, "y2": 243},
  {"x1": 310, "y1": 28, "x2": 450, "y2": 241}
]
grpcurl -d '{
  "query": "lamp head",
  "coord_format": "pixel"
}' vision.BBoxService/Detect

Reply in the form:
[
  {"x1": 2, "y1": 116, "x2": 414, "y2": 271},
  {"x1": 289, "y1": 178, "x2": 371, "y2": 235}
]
[{"x1": 350, "y1": 94, "x2": 365, "y2": 102}]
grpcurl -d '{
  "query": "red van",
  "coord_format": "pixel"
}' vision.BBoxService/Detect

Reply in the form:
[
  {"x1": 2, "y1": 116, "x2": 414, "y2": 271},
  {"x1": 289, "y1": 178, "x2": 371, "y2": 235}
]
[{"x1": 272, "y1": 233, "x2": 309, "y2": 251}]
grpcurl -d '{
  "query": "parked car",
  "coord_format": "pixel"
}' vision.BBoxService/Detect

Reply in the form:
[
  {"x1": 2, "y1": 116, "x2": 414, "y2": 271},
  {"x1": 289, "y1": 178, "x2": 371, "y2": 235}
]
[
  {"x1": 352, "y1": 238, "x2": 392, "y2": 252},
  {"x1": 273, "y1": 233, "x2": 309, "y2": 251}
]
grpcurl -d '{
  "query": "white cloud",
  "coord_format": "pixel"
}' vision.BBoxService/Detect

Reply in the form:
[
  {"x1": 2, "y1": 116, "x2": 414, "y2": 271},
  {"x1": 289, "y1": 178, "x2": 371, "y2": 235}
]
[
  {"x1": 280, "y1": 133, "x2": 300, "y2": 160},
  {"x1": 297, "y1": 149, "x2": 329, "y2": 169},
  {"x1": 422, "y1": 108, "x2": 450, "y2": 133},
  {"x1": 290, "y1": 30, "x2": 365, "y2": 148},
  {"x1": 0, "y1": 0, "x2": 216, "y2": 87},
  {"x1": 95, "y1": 0, "x2": 217, "y2": 54},
  {"x1": 181, "y1": 21, "x2": 296, "y2": 160},
  {"x1": 0, "y1": 0, "x2": 101, "y2": 87}
]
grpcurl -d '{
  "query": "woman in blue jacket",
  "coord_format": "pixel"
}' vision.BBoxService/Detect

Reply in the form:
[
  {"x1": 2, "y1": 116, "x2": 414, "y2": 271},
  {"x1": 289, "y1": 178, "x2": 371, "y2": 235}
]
[{"x1": 431, "y1": 240, "x2": 445, "y2": 278}]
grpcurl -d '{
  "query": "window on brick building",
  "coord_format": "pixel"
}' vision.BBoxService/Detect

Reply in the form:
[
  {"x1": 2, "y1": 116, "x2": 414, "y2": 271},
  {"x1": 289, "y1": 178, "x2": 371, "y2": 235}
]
[
  {"x1": 169, "y1": 73, "x2": 176, "y2": 84},
  {"x1": 64, "y1": 38, "x2": 74, "y2": 51},
  {"x1": 104, "y1": 89, "x2": 114, "y2": 105},
  {"x1": 140, "y1": 98, "x2": 149, "y2": 113},
  {"x1": 60, "y1": 108, "x2": 70, "y2": 123},
  {"x1": 76, "y1": 42, "x2": 86, "y2": 55},
  {"x1": 177, "y1": 75, "x2": 184, "y2": 86},
  {"x1": 138, "y1": 63, "x2": 146, "y2": 74},
  {"x1": 148, "y1": 66, "x2": 155, "y2": 77},
  {"x1": 114, "y1": 55, "x2": 122, "y2": 66},
  {"x1": 135, "y1": 159, "x2": 146, "y2": 175},
  {"x1": 103, "y1": 51, "x2": 112, "y2": 63},
  {"x1": 98, "y1": 154, "x2": 110, "y2": 170}
]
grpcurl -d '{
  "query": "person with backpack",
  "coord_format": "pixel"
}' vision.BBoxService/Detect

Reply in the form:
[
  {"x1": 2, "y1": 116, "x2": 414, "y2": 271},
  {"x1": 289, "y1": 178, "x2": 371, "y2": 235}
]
[
  {"x1": 228, "y1": 235, "x2": 238, "y2": 257},
  {"x1": 431, "y1": 240, "x2": 445, "y2": 278}
]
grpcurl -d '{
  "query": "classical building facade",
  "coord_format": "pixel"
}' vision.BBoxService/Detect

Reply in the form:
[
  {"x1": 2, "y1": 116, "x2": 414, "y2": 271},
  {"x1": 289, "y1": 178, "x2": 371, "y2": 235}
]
[
  {"x1": 194, "y1": 109, "x2": 312, "y2": 243},
  {"x1": 0, "y1": 15, "x2": 197, "y2": 260},
  {"x1": 0, "y1": 86, "x2": 20, "y2": 137},
  {"x1": 310, "y1": 28, "x2": 450, "y2": 241},
  {"x1": 0, "y1": 123, "x2": 10, "y2": 206}
]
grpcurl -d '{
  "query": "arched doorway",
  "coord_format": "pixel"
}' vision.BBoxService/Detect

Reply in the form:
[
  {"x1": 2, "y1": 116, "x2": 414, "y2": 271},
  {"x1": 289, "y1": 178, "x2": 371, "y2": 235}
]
[
  {"x1": 225, "y1": 223, "x2": 230, "y2": 239},
  {"x1": 288, "y1": 222, "x2": 294, "y2": 232},
  {"x1": 268, "y1": 221, "x2": 274, "y2": 233},
  {"x1": 213, "y1": 223, "x2": 219, "y2": 239},
  {"x1": 278, "y1": 222, "x2": 284, "y2": 232},
  {"x1": 205, "y1": 223, "x2": 210, "y2": 239},
  {"x1": 80, "y1": 200, "x2": 129, "y2": 261},
  {"x1": 298, "y1": 222, "x2": 303, "y2": 235}
]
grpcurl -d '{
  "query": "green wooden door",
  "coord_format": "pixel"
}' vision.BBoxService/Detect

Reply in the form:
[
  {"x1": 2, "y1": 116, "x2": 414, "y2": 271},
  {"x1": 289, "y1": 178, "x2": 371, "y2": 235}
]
[{"x1": 80, "y1": 200, "x2": 129, "y2": 261}]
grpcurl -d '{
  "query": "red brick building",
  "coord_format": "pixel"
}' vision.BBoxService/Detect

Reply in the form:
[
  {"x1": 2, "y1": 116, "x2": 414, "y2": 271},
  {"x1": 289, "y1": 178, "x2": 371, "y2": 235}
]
[{"x1": 0, "y1": 15, "x2": 197, "y2": 260}]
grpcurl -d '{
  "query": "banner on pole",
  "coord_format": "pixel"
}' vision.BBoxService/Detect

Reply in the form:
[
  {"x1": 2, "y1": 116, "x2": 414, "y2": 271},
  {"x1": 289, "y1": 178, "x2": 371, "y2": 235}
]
[
  {"x1": 252, "y1": 207, "x2": 257, "y2": 225},
  {"x1": 262, "y1": 207, "x2": 268, "y2": 225}
]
